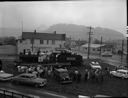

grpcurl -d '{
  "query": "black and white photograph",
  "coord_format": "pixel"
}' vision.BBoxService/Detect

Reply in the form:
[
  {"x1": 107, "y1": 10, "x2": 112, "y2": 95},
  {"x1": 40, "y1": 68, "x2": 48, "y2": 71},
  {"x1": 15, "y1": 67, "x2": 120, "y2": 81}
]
[{"x1": 0, "y1": 0, "x2": 127, "y2": 98}]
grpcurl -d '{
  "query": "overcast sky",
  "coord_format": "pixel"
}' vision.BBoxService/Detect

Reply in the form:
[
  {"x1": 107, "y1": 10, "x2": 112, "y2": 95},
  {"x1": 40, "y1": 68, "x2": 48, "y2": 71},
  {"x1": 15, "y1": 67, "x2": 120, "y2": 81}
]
[{"x1": 0, "y1": 0, "x2": 127, "y2": 37}]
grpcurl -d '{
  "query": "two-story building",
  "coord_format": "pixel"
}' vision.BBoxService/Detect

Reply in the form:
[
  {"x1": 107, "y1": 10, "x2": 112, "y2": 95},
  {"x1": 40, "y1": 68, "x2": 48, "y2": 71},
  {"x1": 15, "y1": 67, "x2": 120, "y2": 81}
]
[{"x1": 17, "y1": 31, "x2": 66, "y2": 54}]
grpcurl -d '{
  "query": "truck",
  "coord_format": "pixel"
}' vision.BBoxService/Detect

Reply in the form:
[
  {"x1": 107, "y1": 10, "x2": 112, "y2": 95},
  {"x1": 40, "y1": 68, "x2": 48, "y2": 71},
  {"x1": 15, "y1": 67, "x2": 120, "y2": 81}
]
[{"x1": 53, "y1": 68, "x2": 72, "y2": 84}]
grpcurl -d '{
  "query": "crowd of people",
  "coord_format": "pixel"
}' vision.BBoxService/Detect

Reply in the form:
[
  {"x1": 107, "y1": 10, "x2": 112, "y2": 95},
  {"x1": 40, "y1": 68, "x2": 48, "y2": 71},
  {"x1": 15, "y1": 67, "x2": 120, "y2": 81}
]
[
  {"x1": 16, "y1": 62, "x2": 111, "y2": 84},
  {"x1": 17, "y1": 65, "x2": 53, "y2": 78},
  {"x1": 69, "y1": 67, "x2": 110, "y2": 83}
]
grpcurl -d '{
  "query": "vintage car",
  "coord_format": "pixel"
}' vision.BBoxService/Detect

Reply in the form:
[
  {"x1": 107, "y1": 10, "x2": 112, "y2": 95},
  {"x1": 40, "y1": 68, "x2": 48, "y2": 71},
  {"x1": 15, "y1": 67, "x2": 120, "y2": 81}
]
[
  {"x1": 53, "y1": 68, "x2": 72, "y2": 84},
  {"x1": 0, "y1": 70, "x2": 14, "y2": 81},
  {"x1": 110, "y1": 69, "x2": 128, "y2": 79},
  {"x1": 89, "y1": 61, "x2": 102, "y2": 69},
  {"x1": 11, "y1": 73, "x2": 47, "y2": 87}
]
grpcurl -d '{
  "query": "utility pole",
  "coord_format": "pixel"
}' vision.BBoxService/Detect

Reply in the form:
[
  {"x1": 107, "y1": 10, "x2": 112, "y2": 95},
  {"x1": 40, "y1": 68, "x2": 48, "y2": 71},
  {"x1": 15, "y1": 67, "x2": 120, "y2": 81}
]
[
  {"x1": 126, "y1": 28, "x2": 128, "y2": 68},
  {"x1": 120, "y1": 39, "x2": 124, "y2": 66},
  {"x1": 99, "y1": 36, "x2": 103, "y2": 57},
  {"x1": 87, "y1": 26, "x2": 93, "y2": 59},
  {"x1": 32, "y1": 29, "x2": 36, "y2": 52}
]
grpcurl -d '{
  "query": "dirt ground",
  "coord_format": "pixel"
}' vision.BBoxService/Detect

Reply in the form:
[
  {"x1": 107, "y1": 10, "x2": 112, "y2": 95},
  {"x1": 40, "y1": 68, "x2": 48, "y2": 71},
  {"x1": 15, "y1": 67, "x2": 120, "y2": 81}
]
[{"x1": 1, "y1": 59, "x2": 128, "y2": 97}]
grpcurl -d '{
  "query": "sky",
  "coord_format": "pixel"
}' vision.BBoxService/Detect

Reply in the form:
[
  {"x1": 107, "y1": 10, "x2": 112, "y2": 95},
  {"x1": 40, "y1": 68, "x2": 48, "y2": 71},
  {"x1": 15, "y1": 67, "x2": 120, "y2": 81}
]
[{"x1": 0, "y1": 0, "x2": 127, "y2": 37}]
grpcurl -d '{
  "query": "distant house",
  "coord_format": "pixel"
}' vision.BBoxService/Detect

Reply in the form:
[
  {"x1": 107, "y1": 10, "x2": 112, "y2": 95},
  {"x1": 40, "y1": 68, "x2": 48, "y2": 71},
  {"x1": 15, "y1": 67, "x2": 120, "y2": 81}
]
[
  {"x1": 17, "y1": 31, "x2": 66, "y2": 54},
  {"x1": 80, "y1": 44, "x2": 113, "y2": 55}
]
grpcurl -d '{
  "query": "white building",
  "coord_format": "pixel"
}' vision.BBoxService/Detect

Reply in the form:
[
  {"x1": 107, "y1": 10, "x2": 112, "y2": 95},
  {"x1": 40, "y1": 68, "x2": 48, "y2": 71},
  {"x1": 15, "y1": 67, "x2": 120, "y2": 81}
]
[{"x1": 17, "y1": 31, "x2": 66, "y2": 54}]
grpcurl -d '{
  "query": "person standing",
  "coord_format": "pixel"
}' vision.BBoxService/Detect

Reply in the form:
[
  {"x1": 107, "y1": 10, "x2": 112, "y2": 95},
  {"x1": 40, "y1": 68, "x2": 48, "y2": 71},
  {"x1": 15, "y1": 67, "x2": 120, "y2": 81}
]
[
  {"x1": 84, "y1": 69, "x2": 88, "y2": 81},
  {"x1": 77, "y1": 71, "x2": 81, "y2": 83},
  {"x1": 0, "y1": 59, "x2": 2, "y2": 71}
]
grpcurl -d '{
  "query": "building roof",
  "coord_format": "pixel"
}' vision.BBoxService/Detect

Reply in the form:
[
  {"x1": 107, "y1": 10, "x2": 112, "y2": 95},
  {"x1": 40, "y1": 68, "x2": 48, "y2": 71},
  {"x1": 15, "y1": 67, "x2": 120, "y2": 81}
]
[
  {"x1": 22, "y1": 32, "x2": 66, "y2": 40},
  {"x1": 81, "y1": 44, "x2": 105, "y2": 48}
]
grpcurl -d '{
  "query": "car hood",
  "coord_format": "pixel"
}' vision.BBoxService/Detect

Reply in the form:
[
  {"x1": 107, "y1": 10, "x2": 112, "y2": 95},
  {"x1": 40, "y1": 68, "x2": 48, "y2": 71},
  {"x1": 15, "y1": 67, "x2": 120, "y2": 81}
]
[{"x1": 0, "y1": 73, "x2": 13, "y2": 78}]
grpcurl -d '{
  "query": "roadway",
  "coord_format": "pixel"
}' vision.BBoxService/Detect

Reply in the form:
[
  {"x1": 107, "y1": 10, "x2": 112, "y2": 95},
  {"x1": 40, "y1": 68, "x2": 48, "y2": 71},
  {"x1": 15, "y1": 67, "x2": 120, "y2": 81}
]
[{"x1": 0, "y1": 82, "x2": 75, "y2": 98}]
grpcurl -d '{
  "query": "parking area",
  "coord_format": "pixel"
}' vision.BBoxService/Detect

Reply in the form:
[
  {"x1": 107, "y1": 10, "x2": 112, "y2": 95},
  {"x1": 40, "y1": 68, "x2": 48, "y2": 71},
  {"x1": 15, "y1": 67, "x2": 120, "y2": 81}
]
[{"x1": 1, "y1": 59, "x2": 128, "y2": 97}]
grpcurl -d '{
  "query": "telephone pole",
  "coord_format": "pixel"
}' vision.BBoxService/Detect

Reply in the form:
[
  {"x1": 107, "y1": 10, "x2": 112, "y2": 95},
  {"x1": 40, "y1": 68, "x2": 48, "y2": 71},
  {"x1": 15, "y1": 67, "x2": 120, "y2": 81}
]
[
  {"x1": 126, "y1": 28, "x2": 128, "y2": 68},
  {"x1": 99, "y1": 36, "x2": 103, "y2": 56},
  {"x1": 32, "y1": 29, "x2": 36, "y2": 52},
  {"x1": 120, "y1": 39, "x2": 124, "y2": 66},
  {"x1": 87, "y1": 26, "x2": 93, "y2": 59}
]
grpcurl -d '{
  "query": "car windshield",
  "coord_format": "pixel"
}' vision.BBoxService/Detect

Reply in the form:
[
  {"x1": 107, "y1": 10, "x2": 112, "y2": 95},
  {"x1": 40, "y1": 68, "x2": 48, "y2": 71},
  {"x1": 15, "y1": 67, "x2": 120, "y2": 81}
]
[{"x1": 60, "y1": 72, "x2": 69, "y2": 78}]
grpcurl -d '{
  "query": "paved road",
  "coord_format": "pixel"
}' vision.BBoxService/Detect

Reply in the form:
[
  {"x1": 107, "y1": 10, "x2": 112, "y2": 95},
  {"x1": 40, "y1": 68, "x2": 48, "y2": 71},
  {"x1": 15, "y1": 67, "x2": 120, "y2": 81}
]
[{"x1": 0, "y1": 82, "x2": 74, "y2": 98}]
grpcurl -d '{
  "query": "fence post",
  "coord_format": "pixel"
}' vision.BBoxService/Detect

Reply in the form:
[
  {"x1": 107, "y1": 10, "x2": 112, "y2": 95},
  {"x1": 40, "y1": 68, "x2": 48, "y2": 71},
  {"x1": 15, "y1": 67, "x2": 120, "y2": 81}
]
[
  {"x1": 22, "y1": 95, "x2": 24, "y2": 98},
  {"x1": 12, "y1": 92, "x2": 14, "y2": 98},
  {"x1": 3, "y1": 90, "x2": 6, "y2": 98}
]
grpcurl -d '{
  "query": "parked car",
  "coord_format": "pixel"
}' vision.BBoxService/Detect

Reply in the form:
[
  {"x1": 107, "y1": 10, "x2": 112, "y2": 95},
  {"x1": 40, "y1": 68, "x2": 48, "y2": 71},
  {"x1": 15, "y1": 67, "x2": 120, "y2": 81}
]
[
  {"x1": 101, "y1": 51, "x2": 112, "y2": 57},
  {"x1": 11, "y1": 73, "x2": 47, "y2": 87},
  {"x1": 53, "y1": 68, "x2": 72, "y2": 84},
  {"x1": 0, "y1": 70, "x2": 14, "y2": 81},
  {"x1": 89, "y1": 61, "x2": 102, "y2": 69},
  {"x1": 110, "y1": 69, "x2": 128, "y2": 79}
]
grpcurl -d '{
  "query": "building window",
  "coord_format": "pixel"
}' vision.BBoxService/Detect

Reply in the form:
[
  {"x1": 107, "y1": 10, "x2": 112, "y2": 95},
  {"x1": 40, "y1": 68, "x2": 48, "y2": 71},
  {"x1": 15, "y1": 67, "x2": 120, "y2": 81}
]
[
  {"x1": 47, "y1": 40, "x2": 49, "y2": 44},
  {"x1": 40, "y1": 40, "x2": 44, "y2": 44},
  {"x1": 52, "y1": 40, "x2": 55, "y2": 44}
]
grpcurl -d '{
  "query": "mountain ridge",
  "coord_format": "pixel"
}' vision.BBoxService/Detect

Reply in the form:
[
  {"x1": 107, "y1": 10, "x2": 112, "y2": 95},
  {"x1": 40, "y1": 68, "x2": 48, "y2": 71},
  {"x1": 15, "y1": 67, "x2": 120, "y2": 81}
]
[
  {"x1": 42, "y1": 23, "x2": 125, "y2": 41},
  {"x1": 0, "y1": 24, "x2": 125, "y2": 41}
]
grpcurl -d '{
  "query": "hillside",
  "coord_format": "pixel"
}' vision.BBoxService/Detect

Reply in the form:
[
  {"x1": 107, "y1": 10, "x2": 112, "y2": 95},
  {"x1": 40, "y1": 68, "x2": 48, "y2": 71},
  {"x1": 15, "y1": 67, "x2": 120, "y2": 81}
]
[
  {"x1": 0, "y1": 24, "x2": 125, "y2": 41},
  {"x1": 42, "y1": 24, "x2": 125, "y2": 41}
]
